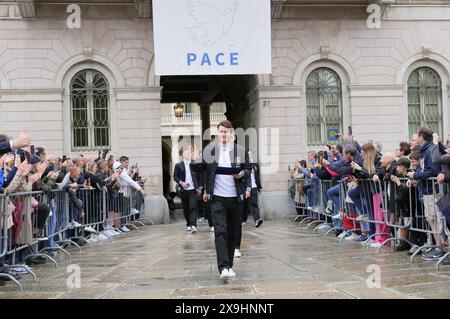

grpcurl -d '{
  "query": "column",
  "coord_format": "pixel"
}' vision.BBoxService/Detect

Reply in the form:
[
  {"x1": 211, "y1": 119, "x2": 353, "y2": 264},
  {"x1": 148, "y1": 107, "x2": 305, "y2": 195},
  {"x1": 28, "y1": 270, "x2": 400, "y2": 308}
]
[
  {"x1": 171, "y1": 135, "x2": 180, "y2": 191},
  {"x1": 199, "y1": 103, "x2": 211, "y2": 149}
]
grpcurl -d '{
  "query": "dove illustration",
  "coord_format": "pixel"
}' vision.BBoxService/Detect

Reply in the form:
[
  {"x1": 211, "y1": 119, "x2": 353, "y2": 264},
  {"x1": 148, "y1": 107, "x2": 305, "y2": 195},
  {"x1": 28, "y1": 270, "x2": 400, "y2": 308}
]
[{"x1": 185, "y1": 1, "x2": 238, "y2": 47}]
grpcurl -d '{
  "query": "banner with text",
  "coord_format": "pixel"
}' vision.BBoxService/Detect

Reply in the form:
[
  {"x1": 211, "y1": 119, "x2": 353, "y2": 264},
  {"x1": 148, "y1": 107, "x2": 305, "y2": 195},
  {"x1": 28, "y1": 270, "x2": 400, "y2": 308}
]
[{"x1": 152, "y1": 0, "x2": 271, "y2": 75}]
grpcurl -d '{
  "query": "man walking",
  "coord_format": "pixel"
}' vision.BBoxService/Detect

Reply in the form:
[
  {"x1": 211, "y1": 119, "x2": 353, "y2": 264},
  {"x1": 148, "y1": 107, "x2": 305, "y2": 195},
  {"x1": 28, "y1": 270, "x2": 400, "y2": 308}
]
[
  {"x1": 242, "y1": 151, "x2": 263, "y2": 227},
  {"x1": 174, "y1": 146, "x2": 201, "y2": 233},
  {"x1": 202, "y1": 120, "x2": 251, "y2": 283}
]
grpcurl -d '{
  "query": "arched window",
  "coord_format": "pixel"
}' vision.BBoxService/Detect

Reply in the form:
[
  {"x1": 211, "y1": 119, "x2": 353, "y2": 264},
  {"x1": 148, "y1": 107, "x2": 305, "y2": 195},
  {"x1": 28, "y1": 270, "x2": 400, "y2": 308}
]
[
  {"x1": 70, "y1": 69, "x2": 110, "y2": 151},
  {"x1": 306, "y1": 68, "x2": 343, "y2": 146},
  {"x1": 407, "y1": 67, "x2": 443, "y2": 137}
]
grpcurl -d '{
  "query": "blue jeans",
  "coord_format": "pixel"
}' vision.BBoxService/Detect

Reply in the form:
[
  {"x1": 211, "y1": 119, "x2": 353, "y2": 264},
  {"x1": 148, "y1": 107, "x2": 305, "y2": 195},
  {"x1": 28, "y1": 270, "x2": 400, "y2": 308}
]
[
  {"x1": 327, "y1": 184, "x2": 342, "y2": 228},
  {"x1": 348, "y1": 186, "x2": 374, "y2": 235},
  {"x1": 42, "y1": 205, "x2": 57, "y2": 251}
]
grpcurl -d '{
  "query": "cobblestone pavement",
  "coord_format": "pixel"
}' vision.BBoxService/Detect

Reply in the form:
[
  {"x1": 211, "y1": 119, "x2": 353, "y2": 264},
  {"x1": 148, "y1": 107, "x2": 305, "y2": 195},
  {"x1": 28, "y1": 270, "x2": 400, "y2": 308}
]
[{"x1": 1, "y1": 220, "x2": 450, "y2": 299}]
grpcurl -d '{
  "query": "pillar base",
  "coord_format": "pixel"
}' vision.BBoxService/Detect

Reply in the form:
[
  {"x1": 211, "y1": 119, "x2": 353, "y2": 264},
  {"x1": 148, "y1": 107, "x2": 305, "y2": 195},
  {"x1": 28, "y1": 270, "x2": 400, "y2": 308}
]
[{"x1": 142, "y1": 195, "x2": 170, "y2": 224}]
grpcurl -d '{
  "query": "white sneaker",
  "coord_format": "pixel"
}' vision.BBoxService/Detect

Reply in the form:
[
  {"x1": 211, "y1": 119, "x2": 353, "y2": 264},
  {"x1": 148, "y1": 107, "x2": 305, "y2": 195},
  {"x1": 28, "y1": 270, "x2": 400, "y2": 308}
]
[
  {"x1": 34, "y1": 236, "x2": 49, "y2": 241},
  {"x1": 187, "y1": 226, "x2": 192, "y2": 232},
  {"x1": 191, "y1": 226, "x2": 197, "y2": 234},
  {"x1": 228, "y1": 268, "x2": 236, "y2": 278},
  {"x1": 84, "y1": 226, "x2": 99, "y2": 234},
  {"x1": 317, "y1": 224, "x2": 331, "y2": 231},
  {"x1": 337, "y1": 231, "x2": 348, "y2": 239},
  {"x1": 332, "y1": 213, "x2": 342, "y2": 220},
  {"x1": 9, "y1": 266, "x2": 32, "y2": 274},
  {"x1": 361, "y1": 238, "x2": 374, "y2": 246},
  {"x1": 120, "y1": 226, "x2": 130, "y2": 232},
  {"x1": 220, "y1": 269, "x2": 230, "y2": 283},
  {"x1": 130, "y1": 208, "x2": 140, "y2": 215},
  {"x1": 370, "y1": 242, "x2": 383, "y2": 249},
  {"x1": 210, "y1": 227, "x2": 215, "y2": 232},
  {"x1": 234, "y1": 249, "x2": 241, "y2": 258},
  {"x1": 104, "y1": 229, "x2": 118, "y2": 237},
  {"x1": 345, "y1": 233, "x2": 359, "y2": 241},
  {"x1": 96, "y1": 233, "x2": 109, "y2": 241}
]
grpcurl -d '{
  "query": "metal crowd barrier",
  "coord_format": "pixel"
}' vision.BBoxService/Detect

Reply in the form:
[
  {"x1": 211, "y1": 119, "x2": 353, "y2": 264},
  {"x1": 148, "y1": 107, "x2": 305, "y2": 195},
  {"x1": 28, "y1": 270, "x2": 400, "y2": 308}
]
[
  {"x1": 0, "y1": 194, "x2": 22, "y2": 290},
  {"x1": 287, "y1": 177, "x2": 450, "y2": 270},
  {"x1": 284, "y1": 178, "x2": 308, "y2": 223},
  {"x1": 0, "y1": 185, "x2": 148, "y2": 290}
]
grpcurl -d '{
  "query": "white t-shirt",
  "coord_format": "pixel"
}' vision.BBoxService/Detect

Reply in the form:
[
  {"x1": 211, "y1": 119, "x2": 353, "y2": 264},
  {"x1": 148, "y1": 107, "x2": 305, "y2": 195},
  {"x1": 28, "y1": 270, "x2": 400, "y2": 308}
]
[
  {"x1": 251, "y1": 168, "x2": 257, "y2": 189},
  {"x1": 183, "y1": 160, "x2": 195, "y2": 190},
  {"x1": 213, "y1": 146, "x2": 237, "y2": 197}
]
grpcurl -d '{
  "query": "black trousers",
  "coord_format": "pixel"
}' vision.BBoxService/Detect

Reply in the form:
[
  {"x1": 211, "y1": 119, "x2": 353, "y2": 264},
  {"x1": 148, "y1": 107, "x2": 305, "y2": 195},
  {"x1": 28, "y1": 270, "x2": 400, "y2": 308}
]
[
  {"x1": 211, "y1": 196, "x2": 243, "y2": 273},
  {"x1": 204, "y1": 201, "x2": 214, "y2": 227},
  {"x1": 180, "y1": 190, "x2": 198, "y2": 227},
  {"x1": 242, "y1": 188, "x2": 261, "y2": 223}
]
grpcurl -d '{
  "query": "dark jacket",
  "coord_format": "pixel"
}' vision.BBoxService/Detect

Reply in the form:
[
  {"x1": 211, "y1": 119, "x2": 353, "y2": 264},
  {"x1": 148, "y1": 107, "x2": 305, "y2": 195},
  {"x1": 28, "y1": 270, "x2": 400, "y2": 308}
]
[
  {"x1": 202, "y1": 143, "x2": 251, "y2": 197},
  {"x1": 413, "y1": 141, "x2": 440, "y2": 194},
  {"x1": 328, "y1": 153, "x2": 363, "y2": 178},
  {"x1": 173, "y1": 160, "x2": 201, "y2": 192},
  {"x1": 373, "y1": 161, "x2": 397, "y2": 194},
  {"x1": 250, "y1": 162, "x2": 262, "y2": 191}
]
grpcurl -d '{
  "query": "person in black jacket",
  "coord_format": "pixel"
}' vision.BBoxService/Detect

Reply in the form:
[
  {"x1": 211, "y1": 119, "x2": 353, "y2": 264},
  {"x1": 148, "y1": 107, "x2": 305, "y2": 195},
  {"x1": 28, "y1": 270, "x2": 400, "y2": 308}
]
[
  {"x1": 202, "y1": 120, "x2": 251, "y2": 283},
  {"x1": 173, "y1": 146, "x2": 202, "y2": 233},
  {"x1": 242, "y1": 151, "x2": 263, "y2": 227}
]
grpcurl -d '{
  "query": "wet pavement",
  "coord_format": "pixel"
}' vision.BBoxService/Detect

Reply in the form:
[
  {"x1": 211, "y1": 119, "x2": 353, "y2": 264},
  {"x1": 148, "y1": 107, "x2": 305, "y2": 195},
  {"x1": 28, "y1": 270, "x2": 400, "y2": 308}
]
[{"x1": 1, "y1": 219, "x2": 450, "y2": 299}]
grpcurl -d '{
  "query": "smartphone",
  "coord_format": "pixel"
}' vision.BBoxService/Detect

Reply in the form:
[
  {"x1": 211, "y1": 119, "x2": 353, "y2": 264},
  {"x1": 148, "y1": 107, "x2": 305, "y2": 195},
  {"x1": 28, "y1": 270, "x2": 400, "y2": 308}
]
[
  {"x1": 288, "y1": 165, "x2": 291, "y2": 171},
  {"x1": 30, "y1": 144, "x2": 35, "y2": 155},
  {"x1": 348, "y1": 126, "x2": 353, "y2": 136},
  {"x1": 19, "y1": 150, "x2": 26, "y2": 162}
]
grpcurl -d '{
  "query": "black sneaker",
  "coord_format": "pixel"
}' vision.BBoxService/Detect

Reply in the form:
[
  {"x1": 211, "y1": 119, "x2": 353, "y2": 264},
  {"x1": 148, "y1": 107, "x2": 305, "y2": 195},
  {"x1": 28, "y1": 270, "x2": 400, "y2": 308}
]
[
  {"x1": 432, "y1": 249, "x2": 445, "y2": 259},
  {"x1": 25, "y1": 256, "x2": 47, "y2": 265},
  {"x1": 422, "y1": 248, "x2": 440, "y2": 261},
  {"x1": 255, "y1": 219, "x2": 264, "y2": 228},
  {"x1": 394, "y1": 243, "x2": 410, "y2": 252}
]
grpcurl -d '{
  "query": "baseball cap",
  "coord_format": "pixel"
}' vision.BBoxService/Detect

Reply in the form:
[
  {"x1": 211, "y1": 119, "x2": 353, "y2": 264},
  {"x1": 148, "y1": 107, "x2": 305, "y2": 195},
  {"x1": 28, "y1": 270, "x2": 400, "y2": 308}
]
[{"x1": 113, "y1": 162, "x2": 122, "y2": 171}]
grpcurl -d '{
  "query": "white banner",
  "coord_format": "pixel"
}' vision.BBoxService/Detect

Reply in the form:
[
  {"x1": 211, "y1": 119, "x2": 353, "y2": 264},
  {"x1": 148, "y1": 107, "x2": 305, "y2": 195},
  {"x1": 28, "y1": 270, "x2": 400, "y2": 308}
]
[{"x1": 152, "y1": 0, "x2": 271, "y2": 75}]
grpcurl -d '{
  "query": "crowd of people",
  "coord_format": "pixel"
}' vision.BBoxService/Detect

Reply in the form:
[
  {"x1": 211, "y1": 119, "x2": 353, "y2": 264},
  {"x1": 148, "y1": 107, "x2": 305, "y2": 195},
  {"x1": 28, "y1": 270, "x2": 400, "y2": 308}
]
[
  {"x1": 290, "y1": 126, "x2": 450, "y2": 265},
  {"x1": 0, "y1": 131, "x2": 147, "y2": 285}
]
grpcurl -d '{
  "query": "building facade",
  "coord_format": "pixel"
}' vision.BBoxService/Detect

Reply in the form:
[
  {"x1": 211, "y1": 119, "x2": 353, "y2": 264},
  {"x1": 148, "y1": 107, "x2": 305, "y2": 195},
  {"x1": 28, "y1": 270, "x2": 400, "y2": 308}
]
[{"x1": 0, "y1": 0, "x2": 449, "y2": 221}]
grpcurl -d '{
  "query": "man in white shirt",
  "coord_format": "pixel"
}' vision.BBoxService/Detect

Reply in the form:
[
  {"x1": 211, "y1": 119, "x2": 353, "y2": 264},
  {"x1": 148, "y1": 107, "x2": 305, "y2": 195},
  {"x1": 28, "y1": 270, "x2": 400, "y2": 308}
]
[
  {"x1": 117, "y1": 156, "x2": 147, "y2": 232},
  {"x1": 173, "y1": 147, "x2": 202, "y2": 233},
  {"x1": 203, "y1": 120, "x2": 251, "y2": 283}
]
